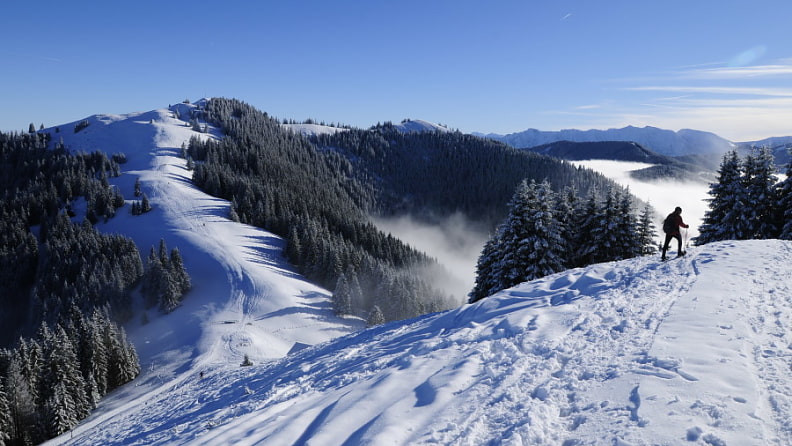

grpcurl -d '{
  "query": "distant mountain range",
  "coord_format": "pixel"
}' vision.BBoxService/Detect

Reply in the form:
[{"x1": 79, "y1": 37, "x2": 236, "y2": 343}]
[
  {"x1": 475, "y1": 125, "x2": 792, "y2": 169},
  {"x1": 521, "y1": 140, "x2": 718, "y2": 182},
  {"x1": 475, "y1": 126, "x2": 735, "y2": 157}
]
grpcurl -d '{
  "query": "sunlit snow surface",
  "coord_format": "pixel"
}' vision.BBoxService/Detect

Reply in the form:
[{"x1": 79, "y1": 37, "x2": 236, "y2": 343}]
[{"x1": 43, "y1": 108, "x2": 792, "y2": 445}]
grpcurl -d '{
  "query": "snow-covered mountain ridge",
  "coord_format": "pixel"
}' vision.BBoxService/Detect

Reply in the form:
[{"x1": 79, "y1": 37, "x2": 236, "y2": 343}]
[
  {"x1": 48, "y1": 240, "x2": 792, "y2": 445},
  {"x1": 34, "y1": 101, "x2": 792, "y2": 445}
]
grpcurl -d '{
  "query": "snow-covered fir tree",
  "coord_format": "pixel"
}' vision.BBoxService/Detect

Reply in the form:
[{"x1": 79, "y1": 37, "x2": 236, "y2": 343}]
[
  {"x1": 492, "y1": 180, "x2": 566, "y2": 292},
  {"x1": 142, "y1": 240, "x2": 191, "y2": 313},
  {"x1": 553, "y1": 186, "x2": 579, "y2": 265},
  {"x1": 367, "y1": 305, "x2": 385, "y2": 326},
  {"x1": 697, "y1": 148, "x2": 784, "y2": 245},
  {"x1": 332, "y1": 273, "x2": 353, "y2": 315},
  {"x1": 778, "y1": 152, "x2": 792, "y2": 239},
  {"x1": 469, "y1": 230, "x2": 505, "y2": 303},
  {"x1": 472, "y1": 181, "x2": 654, "y2": 302},
  {"x1": 742, "y1": 147, "x2": 779, "y2": 239},
  {"x1": 613, "y1": 189, "x2": 640, "y2": 260},
  {"x1": 696, "y1": 151, "x2": 746, "y2": 244},
  {"x1": 0, "y1": 379, "x2": 10, "y2": 446},
  {"x1": 572, "y1": 190, "x2": 603, "y2": 267},
  {"x1": 636, "y1": 203, "x2": 658, "y2": 255}
]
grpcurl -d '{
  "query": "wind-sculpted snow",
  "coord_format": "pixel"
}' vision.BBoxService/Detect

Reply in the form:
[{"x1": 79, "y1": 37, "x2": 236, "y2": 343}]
[{"x1": 48, "y1": 240, "x2": 792, "y2": 445}]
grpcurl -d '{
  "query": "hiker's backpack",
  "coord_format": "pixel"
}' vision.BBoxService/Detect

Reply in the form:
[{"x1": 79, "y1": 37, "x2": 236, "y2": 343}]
[{"x1": 662, "y1": 213, "x2": 675, "y2": 234}]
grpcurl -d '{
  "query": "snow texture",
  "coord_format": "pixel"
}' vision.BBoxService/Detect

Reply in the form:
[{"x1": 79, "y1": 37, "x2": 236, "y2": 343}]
[{"x1": 42, "y1": 104, "x2": 792, "y2": 446}]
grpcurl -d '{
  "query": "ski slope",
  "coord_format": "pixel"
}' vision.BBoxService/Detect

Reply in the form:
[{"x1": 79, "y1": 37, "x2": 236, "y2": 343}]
[{"x1": 42, "y1": 104, "x2": 792, "y2": 445}]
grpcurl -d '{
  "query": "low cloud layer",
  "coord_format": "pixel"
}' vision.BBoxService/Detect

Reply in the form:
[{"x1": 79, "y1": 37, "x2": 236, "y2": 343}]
[
  {"x1": 372, "y1": 213, "x2": 491, "y2": 304},
  {"x1": 574, "y1": 160, "x2": 710, "y2": 246}
]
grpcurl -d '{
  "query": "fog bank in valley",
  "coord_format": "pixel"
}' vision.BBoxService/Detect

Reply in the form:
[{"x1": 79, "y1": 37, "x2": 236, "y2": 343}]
[{"x1": 372, "y1": 213, "x2": 491, "y2": 303}]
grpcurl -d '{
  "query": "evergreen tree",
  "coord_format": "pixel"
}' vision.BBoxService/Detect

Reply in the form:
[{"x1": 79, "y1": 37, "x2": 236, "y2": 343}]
[
  {"x1": 0, "y1": 379, "x2": 10, "y2": 446},
  {"x1": 636, "y1": 203, "x2": 658, "y2": 255},
  {"x1": 103, "y1": 321, "x2": 139, "y2": 390},
  {"x1": 778, "y1": 152, "x2": 792, "y2": 239},
  {"x1": 134, "y1": 177, "x2": 142, "y2": 197},
  {"x1": 141, "y1": 193, "x2": 152, "y2": 213},
  {"x1": 497, "y1": 180, "x2": 565, "y2": 290},
  {"x1": 613, "y1": 189, "x2": 639, "y2": 260},
  {"x1": 169, "y1": 247, "x2": 191, "y2": 296},
  {"x1": 696, "y1": 151, "x2": 746, "y2": 245},
  {"x1": 469, "y1": 229, "x2": 504, "y2": 303},
  {"x1": 36, "y1": 323, "x2": 84, "y2": 428},
  {"x1": 5, "y1": 357, "x2": 37, "y2": 445},
  {"x1": 553, "y1": 186, "x2": 579, "y2": 265},
  {"x1": 142, "y1": 247, "x2": 163, "y2": 309},
  {"x1": 742, "y1": 146, "x2": 778, "y2": 238},
  {"x1": 588, "y1": 187, "x2": 621, "y2": 263},
  {"x1": 88, "y1": 311, "x2": 110, "y2": 397},
  {"x1": 228, "y1": 203, "x2": 240, "y2": 222},
  {"x1": 572, "y1": 190, "x2": 602, "y2": 267},
  {"x1": 158, "y1": 278, "x2": 181, "y2": 313},
  {"x1": 45, "y1": 381, "x2": 78, "y2": 438},
  {"x1": 367, "y1": 305, "x2": 385, "y2": 326},
  {"x1": 332, "y1": 274, "x2": 353, "y2": 316}
]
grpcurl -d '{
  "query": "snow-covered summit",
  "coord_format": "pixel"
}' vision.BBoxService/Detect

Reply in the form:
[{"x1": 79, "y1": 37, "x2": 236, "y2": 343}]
[
  {"x1": 394, "y1": 118, "x2": 452, "y2": 134},
  {"x1": 283, "y1": 122, "x2": 349, "y2": 137}
]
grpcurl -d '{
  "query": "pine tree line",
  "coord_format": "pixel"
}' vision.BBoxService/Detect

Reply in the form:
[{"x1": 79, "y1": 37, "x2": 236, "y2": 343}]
[
  {"x1": 0, "y1": 130, "x2": 189, "y2": 443},
  {"x1": 189, "y1": 98, "x2": 454, "y2": 323},
  {"x1": 311, "y1": 122, "x2": 620, "y2": 228},
  {"x1": 0, "y1": 131, "x2": 133, "y2": 343},
  {"x1": 697, "y1": 148, "x2": 792, "y2": 244},
  {"x1": 0, "y1": 307, "x2": 139, "y2": 445},
  {"x1": 469, "y1": 180, "x2": 656, "y2": 303}
]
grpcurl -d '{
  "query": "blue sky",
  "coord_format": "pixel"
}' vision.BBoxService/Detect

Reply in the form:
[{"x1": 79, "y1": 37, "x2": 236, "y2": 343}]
[{"x1": 2, "y1": 0, "x2": 791, "y2": 141}]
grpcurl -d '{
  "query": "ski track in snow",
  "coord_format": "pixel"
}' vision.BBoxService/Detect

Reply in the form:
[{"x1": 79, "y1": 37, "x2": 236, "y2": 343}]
[{"x1": 42, "y1": 106, "x2": 792, "y2": 446}]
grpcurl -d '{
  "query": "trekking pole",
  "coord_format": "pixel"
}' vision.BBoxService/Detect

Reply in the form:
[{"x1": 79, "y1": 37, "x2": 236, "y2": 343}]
[{"x1": 684, "y1": 227, "x2": 689, "y2": 250}]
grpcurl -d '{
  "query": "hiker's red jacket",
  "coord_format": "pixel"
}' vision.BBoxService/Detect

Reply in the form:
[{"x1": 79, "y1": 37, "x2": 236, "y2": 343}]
[{"x1": 667, "y1": 213, "x2": 689, "y2": 236}]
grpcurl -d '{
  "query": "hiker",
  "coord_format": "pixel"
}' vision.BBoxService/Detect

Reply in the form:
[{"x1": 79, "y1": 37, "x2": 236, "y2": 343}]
[{"x1": 661, "y1": 206, "x2": 689, "y2": 260}]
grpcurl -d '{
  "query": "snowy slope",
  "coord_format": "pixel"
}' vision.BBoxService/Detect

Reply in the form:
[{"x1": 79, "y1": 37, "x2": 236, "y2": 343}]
[
  {"x1": 39, "y1": 103, "x2": 363, "y2": 432},
  {"x1": 47, "y1": 240, "x2": 792, "y2": 445}
]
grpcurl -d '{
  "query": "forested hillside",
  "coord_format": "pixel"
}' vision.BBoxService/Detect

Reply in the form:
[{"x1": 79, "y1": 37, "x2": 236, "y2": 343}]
[
  {"x1": 186, "y1": 98, "x2": 638, "y2": 324},
  {"x1": 188, "y1": 99, "x2": 454, "y2": 324},
  {"x1": 312, "y1": 122, "x2": 620, "y2": 227},
  {"x1": 0, "y1": 131, "x2": 143, "y2": 444}
]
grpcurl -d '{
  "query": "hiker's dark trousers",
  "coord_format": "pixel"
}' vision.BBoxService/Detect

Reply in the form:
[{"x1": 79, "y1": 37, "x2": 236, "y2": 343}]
[{"x1": 662, "y1": 233, "x2": 682, "y2": 257}]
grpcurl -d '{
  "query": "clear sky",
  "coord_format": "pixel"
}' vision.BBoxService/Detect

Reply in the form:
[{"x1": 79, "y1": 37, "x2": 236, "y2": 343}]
[{"x1": 2, "y1": 0, "x2": 791, "y2": 141}]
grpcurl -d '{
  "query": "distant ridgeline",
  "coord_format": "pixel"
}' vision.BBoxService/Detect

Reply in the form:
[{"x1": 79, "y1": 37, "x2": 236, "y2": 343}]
[{"x1": 189, "y1": 98, "x2": 639, "y2": 324}]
